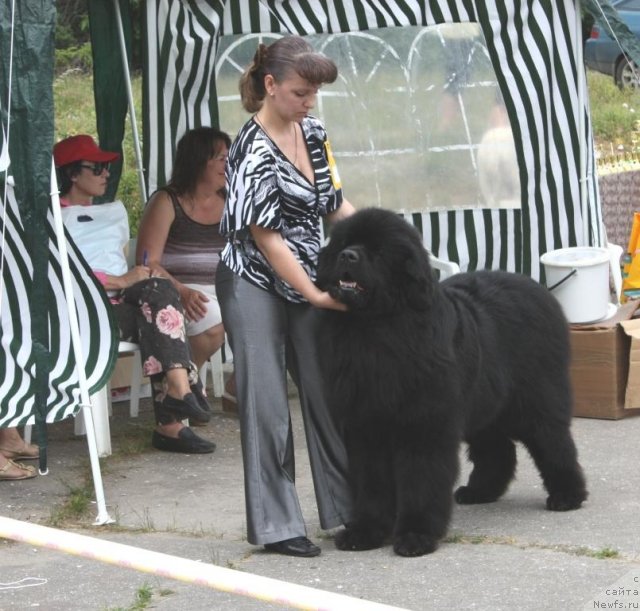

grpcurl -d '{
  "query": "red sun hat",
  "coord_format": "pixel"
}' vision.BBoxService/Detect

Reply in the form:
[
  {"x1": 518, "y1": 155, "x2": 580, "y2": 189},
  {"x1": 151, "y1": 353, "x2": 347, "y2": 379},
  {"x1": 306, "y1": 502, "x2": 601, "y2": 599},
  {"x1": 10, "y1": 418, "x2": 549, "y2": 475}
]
[{"x1": 53, "y1": 135, "x2": 120, "y2": 168}]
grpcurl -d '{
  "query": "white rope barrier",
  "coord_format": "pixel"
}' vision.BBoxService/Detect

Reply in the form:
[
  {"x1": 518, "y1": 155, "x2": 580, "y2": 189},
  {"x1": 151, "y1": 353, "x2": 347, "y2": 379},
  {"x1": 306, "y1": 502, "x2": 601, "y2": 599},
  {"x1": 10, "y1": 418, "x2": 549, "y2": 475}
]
[{"x1": 0, "y1": 516, "x2": 407, "y2": 611}]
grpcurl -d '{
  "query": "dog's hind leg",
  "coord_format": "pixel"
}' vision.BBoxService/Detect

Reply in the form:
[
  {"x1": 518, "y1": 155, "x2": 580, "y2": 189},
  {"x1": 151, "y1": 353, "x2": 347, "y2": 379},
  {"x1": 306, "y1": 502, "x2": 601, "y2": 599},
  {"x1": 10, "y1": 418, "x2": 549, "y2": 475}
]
[
  {"x1": 519, "y1": 425, "x2": 588, "y2": 511},
  {"x1": 455, "y1": 429, "x2": 517, "y2": 504}
]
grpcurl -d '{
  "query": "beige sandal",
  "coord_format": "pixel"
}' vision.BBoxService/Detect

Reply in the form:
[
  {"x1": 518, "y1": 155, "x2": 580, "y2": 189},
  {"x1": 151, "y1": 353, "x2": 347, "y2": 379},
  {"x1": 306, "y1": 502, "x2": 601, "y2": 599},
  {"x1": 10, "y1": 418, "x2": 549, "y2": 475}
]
[
  {"x1": 0, "y1": 458, "x2": 37, "y2": 481},
  {"x1": 0, "y1": 442, "x2": 39, "y2": 461}
]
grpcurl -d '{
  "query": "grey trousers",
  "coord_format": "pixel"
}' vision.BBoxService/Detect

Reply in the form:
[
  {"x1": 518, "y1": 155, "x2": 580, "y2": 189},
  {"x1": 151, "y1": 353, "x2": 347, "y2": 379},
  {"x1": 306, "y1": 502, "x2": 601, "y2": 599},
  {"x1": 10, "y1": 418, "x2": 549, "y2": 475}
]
[{"x1": 216, "y1": 263, "x2": 353, "y2": 545}]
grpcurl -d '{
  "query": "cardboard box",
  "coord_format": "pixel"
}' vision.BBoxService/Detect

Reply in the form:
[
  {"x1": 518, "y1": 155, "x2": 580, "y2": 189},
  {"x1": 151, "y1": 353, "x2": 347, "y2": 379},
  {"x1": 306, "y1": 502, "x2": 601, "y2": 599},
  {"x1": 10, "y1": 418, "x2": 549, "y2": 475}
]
[
  {"x1": 109, "y1": 354, "x2": 151, "y2": 403},
  {"x1": 570, "y1": 301, "x2": 640, "y2": 419},
  {"x1": 621, "y1": 318, "x2": 640, "y2": 410},
  {"x1": 110, "y1": 354, "x2": 138, "y2": 389}
]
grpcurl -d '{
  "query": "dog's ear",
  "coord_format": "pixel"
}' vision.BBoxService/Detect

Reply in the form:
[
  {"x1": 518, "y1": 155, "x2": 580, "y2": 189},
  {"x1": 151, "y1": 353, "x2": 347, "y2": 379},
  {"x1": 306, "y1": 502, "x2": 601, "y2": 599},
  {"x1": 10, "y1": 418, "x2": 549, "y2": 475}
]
[{"x1": 403, "y1": 248, "x2": 434, "y2": 310}]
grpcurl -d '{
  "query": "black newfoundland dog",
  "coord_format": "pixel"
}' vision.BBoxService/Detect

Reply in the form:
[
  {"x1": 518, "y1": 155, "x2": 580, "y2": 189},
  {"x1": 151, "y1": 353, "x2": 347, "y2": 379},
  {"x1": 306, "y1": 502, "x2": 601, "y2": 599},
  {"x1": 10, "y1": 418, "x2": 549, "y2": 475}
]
[{"x1": 317, "y1": 208, "x2": 588, "y2": 557}]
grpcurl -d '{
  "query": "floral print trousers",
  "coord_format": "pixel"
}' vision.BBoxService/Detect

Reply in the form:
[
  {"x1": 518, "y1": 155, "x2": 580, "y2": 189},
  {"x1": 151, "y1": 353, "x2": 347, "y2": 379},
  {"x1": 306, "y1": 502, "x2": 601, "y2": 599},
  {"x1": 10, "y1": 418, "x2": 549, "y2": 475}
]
[{"x1": 113, "y1": 277, "x2": 198, "y2": 424}]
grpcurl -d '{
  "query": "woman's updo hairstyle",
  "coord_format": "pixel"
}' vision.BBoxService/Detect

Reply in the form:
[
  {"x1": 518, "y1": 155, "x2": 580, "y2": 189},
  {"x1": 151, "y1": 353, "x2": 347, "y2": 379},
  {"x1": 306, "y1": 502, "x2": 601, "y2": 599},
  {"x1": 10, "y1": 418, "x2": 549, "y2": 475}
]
[{"x1": 239, "y1": 35, "x2": 338, "y2": 113}]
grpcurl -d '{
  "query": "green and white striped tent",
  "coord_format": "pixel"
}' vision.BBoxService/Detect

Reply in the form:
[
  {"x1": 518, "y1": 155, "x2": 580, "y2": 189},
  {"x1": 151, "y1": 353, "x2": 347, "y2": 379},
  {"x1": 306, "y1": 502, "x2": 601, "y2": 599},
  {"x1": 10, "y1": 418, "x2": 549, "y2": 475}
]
[
  {"x1": 135, "y1": 0, "x2": 603, "y2": 279},
  {"x1": 2, "y1": 2, "x2": 117, "y2": 520},
  {"x1": 1, "y1": 3, "x2": 117, "y2": 436}
]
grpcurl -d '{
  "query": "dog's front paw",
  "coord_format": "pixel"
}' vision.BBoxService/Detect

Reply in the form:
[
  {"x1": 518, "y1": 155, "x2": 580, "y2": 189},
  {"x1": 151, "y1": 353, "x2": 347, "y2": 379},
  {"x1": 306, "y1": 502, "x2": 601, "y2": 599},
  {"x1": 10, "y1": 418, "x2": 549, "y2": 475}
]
[
  {"x1": 454, "y1": 485, "x2": 499, "y2": 505},
  {"x1": 546, "y1": 490, "x2": 587, "y2": 511},
  {"x1": 335, "y1": 525, "x2": 385, "y2": 551},
  {"x1": 393, "y1": 532, "x2": 439, "y2": 557}
]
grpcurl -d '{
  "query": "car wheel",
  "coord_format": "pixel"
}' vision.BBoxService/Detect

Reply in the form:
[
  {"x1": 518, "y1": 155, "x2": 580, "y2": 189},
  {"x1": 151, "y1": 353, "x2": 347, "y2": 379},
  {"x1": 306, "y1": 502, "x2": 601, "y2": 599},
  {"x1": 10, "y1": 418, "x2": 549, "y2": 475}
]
[{"x1": 615, "y1": 57, "x2": 639, "y2": 89}]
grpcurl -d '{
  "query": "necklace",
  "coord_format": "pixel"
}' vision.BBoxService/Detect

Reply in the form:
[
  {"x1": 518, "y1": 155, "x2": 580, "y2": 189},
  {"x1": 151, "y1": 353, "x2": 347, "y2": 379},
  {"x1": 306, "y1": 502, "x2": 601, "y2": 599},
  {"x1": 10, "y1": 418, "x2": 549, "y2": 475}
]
[
  {"x1": 292, "y1": 122, "x2": 298, "y2": 166},
  {"x1": 255, "y1": 114, "x2": 298, "y2": 166}
]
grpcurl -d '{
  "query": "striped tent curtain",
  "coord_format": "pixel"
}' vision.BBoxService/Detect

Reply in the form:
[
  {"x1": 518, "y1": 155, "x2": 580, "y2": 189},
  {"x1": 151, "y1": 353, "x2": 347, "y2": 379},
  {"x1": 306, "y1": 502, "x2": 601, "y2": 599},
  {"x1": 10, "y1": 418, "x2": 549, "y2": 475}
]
[
  {"x1": 1, "y1": 0, "x2": 118, "y2": 434},
  {"x1": 0, "y1": 180, "x2": 119, "y2": 428},
  {"x1": 143, "y1": 0, "x2": 602, "y2": 279}
]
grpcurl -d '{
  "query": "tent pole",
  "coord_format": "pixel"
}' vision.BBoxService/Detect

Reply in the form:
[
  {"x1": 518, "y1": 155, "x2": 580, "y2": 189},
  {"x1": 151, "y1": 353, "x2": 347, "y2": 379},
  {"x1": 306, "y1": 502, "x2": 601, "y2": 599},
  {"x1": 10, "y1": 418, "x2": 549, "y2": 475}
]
[
  {"x1": 113, "y1": 0, "x2": 147, "y2": 204},
  {"x1": 49, "y1": 160, "x2": 114, "y2": 526},
  {"x1": 576, "y1": 0, "x2": 589, "y2": 245}
]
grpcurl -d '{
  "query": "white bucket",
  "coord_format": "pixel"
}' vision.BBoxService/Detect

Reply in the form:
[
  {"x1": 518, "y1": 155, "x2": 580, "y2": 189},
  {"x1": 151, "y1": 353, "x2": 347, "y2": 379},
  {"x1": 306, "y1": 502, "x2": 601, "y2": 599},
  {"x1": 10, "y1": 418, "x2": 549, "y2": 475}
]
[{"x1": 540, "y1": 247, "x2": 611, "y2": 324}]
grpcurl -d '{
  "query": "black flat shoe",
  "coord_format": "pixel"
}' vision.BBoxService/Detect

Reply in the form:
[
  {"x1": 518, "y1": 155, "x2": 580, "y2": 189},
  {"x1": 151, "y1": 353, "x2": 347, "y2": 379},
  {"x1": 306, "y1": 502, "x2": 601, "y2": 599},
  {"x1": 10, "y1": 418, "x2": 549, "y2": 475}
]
[
  {"x1": 162, "y1": 392, "x2": 211, "y2": 423},
  {"x1": 190, "y1": 380, "x2": 212, "y2": 413},
  {"x1": 189, "y1": 381, "x2": 212, "y2": 426},
  {"x1": 264, "y1": 536, "x2": 321, "y2": 558},
  {"x1": 151, "y1": 427, "x2": 216, "y2": 454}
]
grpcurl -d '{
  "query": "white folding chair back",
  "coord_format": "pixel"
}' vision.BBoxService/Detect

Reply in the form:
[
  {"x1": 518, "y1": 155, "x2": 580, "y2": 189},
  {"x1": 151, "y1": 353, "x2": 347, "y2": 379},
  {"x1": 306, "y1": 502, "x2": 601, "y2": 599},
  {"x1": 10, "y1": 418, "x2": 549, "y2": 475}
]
[
  {"x1": 75, "y1": 237, "x2": 143, "y2": 454},
  {"x1": 428, "y1": 252, "x2": 460, "y2": 279},
  {"x1": 125, "y1": 237, "x2": 137, "y2": 267}
]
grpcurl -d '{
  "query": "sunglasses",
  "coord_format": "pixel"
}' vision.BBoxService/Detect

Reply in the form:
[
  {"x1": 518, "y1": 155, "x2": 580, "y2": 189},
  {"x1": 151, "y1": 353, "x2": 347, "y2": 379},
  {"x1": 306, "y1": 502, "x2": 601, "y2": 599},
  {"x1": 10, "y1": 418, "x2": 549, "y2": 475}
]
[{"x1": 80, "y1": 162, "x2": 111, "y2": 176}]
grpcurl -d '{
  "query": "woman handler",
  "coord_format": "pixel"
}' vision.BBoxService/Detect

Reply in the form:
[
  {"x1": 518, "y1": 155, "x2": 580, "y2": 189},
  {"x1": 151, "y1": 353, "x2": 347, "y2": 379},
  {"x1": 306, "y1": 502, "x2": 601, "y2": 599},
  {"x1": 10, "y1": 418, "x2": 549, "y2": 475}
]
[{"x1": 216, "y1": 36, "x2": 355, "y2": 557}]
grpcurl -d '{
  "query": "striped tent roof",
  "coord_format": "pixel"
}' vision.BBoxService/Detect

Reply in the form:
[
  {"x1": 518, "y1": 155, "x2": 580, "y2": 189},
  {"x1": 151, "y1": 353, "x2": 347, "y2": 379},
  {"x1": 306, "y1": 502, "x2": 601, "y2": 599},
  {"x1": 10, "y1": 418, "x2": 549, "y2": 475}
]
[{"x1": 143, "y1": 0, "x2": 602, "y2": 279}]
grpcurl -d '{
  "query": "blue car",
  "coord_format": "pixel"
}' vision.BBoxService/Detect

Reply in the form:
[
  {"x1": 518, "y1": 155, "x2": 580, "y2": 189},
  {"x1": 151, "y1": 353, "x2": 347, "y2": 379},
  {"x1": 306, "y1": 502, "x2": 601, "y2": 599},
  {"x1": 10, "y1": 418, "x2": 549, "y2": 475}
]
[{"x1": 585, "y1": 0, "x2": 640, "y2": 88}]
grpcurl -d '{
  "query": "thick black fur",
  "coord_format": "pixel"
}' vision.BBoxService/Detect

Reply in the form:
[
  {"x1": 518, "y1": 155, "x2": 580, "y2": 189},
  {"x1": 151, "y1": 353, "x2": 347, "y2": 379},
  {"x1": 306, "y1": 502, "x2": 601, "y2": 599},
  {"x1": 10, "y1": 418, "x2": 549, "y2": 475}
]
[{"x1": 316, "y1": 208, "x2": 588, "y2": 557}]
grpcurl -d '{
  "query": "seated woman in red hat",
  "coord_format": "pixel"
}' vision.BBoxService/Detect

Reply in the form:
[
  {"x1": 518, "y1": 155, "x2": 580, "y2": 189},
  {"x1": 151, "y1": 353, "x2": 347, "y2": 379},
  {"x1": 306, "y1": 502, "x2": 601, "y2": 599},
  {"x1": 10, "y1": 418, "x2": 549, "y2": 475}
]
[{"x1": 53, "y1": 134, "x2": 216, "y2": 454}]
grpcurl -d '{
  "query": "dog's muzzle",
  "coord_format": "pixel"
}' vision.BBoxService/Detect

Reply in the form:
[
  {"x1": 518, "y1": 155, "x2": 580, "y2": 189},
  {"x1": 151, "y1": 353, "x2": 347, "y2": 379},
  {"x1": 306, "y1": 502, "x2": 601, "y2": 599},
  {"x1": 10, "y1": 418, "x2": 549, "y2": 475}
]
[{"x1": 336, "y1": 247, "x2": 365, "y2": 295}]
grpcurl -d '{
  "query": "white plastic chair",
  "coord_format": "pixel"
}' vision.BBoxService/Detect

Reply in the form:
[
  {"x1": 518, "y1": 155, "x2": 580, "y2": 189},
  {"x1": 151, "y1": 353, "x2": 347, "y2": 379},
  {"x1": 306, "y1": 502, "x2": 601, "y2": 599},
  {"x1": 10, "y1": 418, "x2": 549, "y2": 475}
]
[
  {"x1": 24, "y1": 237, "x2": 145, "y2": 455},
  {"x1": 23, "y1": 340, "x2": 144, "y2": 457},
  {"x1": 74, "y1": 340, "x2": 144, "y2": 456},
  {"x1": 607, "y1": 242, "x2": 623, "y2": 305},
  {"x1": 73, "y1": 238, "x2": 144, "y2": 455},
  {"x1": 200, "y1": 339, "x2": 232, "y2": 398}
]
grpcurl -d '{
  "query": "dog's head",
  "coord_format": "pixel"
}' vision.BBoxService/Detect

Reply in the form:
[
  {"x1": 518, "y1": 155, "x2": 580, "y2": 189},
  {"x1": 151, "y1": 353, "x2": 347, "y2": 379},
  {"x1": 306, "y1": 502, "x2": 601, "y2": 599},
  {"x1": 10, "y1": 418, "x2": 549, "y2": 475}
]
[{"x1": 317, "y1": 207, "x2": 435, "y2": 314}]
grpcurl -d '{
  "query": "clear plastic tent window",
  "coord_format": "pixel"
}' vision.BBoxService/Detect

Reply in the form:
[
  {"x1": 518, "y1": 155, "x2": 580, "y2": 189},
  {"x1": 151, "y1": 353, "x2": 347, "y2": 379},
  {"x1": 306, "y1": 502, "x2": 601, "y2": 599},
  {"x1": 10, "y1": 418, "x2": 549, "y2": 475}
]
[{"x1": 216, "y1": 25, "x2": 520, "y2": 213}]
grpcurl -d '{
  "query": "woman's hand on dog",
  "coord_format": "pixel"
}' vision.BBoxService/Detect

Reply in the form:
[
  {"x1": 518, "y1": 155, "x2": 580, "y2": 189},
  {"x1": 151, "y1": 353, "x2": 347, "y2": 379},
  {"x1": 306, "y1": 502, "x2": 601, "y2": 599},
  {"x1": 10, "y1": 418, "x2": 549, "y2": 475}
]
[
  {"x1": 309, "y1": 289, "x2": 348, "y2": 312},
  {"x1": 250, "y1": 224, "x2": 348, "y2": 311}
]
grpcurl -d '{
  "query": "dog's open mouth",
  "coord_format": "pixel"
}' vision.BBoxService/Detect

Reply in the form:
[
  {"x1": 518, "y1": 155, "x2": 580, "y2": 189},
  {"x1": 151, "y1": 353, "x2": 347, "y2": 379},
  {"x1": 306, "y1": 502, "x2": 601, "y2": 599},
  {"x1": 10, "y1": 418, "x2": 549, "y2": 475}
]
[
  {"x1": 339, "y1": 279, "x2": 364, "y2": 293},
  {"x1": 336, "y1": 268, "x2": 366, "y2": 295}
]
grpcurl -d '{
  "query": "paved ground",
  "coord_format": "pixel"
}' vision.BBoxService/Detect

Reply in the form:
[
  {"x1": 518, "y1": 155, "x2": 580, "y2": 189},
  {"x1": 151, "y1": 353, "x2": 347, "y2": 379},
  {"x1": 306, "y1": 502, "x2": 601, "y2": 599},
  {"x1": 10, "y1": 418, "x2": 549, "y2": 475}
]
[{"x1": 1, "y1": 384, "x2": 639, "y2": 611}]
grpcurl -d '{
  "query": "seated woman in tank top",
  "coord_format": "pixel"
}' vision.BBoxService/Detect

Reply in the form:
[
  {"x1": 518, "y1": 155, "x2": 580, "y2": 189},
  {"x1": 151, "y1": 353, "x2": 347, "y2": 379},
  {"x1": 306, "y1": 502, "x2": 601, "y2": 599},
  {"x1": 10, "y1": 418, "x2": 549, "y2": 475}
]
[{"x1": 137, "y1": 127, "x2": 236, "y2": 414}]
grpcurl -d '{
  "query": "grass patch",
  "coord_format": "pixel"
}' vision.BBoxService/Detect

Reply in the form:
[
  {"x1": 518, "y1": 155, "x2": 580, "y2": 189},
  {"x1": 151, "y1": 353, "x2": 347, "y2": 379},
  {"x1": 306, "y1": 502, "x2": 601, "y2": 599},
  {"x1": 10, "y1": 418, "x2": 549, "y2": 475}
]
[
  {"x1": 446, "y1": 533, "x2": 622, "y2": 560},
  {"x1": 105, "y1": 582, "x2": 174, "y2": 611},
  {"x1": 587, "y1": 70, "x2": 640, "y2": 152},
  {"x1": 110, "y1": 421, "x2": 155, "y2": 457},
  {"x1": 128, "y1": 507, "x2": 156, "y2": 532},
  {"x1": 48, "y1": 476, "x2": 95, "y2": 527},
  {"x1": 44, "y1": 417, "x2": 154, "y2": 528},
  {"x1": 130, "y1": 583, "x2": 153, "y2": 610},
  {"x1": 444, "y1": 533, "x2": 517, "y2": 547},
  {"x1": 577, "y1": 546, "x2": 621, "y2": 560}
]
